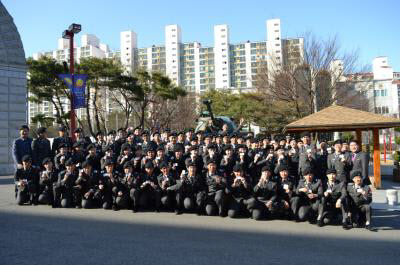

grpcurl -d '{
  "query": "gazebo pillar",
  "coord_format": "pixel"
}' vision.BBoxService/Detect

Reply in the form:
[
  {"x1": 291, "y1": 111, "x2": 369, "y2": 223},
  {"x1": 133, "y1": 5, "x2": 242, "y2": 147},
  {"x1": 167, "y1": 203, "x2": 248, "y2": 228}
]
[
  {"x1": 373, "y1": 128, "x2": 381, "y2": 188},
  {"x1": 356, "y1": 129, "x2": 362, "y2": 146}
]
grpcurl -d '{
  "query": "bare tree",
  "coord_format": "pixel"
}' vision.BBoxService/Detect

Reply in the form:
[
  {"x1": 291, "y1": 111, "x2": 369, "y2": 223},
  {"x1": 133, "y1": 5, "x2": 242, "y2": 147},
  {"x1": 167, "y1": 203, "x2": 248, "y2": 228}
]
[{"x1": 255, "y1": 32, "x2": 370, "y2": 118}]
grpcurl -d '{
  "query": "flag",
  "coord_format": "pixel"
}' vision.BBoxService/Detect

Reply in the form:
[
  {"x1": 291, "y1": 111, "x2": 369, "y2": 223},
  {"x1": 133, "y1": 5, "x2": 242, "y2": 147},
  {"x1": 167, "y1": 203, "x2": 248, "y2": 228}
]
[{"x1": 59, "y1": 74, "x2": 87, "y2": 109}]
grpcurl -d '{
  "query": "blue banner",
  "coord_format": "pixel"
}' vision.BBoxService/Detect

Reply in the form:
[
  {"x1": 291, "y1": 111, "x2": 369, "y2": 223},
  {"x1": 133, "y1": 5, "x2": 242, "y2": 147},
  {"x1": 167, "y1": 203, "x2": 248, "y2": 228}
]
[{"x1": 59, "y1": 74, "x2": 87, "y2": 109}]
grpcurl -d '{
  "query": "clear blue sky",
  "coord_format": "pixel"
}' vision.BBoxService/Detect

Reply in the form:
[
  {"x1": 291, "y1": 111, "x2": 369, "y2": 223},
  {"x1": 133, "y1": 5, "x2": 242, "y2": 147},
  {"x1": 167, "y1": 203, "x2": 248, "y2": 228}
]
[{"x1": 2, "y1": 0, "x2": 399, "y2": 71}]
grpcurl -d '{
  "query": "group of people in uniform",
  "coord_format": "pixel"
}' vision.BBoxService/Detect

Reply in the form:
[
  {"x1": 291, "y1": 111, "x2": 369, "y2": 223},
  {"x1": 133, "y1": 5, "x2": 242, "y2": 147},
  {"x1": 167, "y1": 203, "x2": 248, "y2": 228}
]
[{"x1": 12, "y1": 123, "x2": 373, "y2": 230}]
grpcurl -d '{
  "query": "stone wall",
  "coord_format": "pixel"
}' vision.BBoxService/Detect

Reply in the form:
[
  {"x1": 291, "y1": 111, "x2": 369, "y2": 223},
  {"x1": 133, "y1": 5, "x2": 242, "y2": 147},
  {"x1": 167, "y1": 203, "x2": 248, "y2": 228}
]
[{"x1": 0, "y1": 2, "x2": 27, "y2": 175}]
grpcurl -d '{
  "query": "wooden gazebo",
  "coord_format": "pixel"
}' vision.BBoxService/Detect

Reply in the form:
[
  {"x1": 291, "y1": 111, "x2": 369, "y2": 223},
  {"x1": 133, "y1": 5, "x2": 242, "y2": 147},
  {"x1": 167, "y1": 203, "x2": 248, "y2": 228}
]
[{"x1": 284, "y1": 105, "x2": 400, "y2": 188}]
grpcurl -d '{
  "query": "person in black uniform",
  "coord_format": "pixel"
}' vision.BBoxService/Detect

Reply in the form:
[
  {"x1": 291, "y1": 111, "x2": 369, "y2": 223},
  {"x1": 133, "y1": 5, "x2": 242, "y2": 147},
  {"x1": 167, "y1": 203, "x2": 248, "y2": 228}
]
[
  {"x1": 276, "y1": 165, "x2": 297, "y2": 220},
  {"x1": 73, "y1": 160, "x2": 100, "y2": 209},
  {"x1": 53, "y1": 158, "x2": 78, "y2": 208},
  {"x1": 294, "y1": 168, "x2": 324, "y2": 226},
  {"x1": 74, "y1": 128, "x2": 92, "y2": 151},
  {"x1": 227, "y1": 164, "x2": 253, "y2": 218},
  {"x1": 14, "y1": 155, "x2": 39, "y2": 205},
  {"x1": 54, "y1": 143, "x2": 71, "y2": 172},
  {"x1": 171, "y1": 162, "x2": 207, "y2": 215},
  {"x1": 320, "y1": 168, "x2": 350, "y2": 229},
  {"x1": 86, "y1": 143, "x2": 102, "y2": 172},
  {"x1": 98, "y1": 159, "x2": 125, "y2": 210},
  {"x1": 157, "y1": 162, "x2": 177, "y2": 211},
  {"x1": 137, "y1": 161, "x2": 161, "y2": 212},
  {"x1": 123, "y1": 161, "x2": 143, "y2": 212},
  {"x1": 327, "y1": 139, "x2": 351, "y2": 183},
  {"x1": 32, "y1": 127, "x2": 52, "y2": 168},
  {"x1": 205, "y1": 159, "x2": 228, "y2": 217},
  {"x1": 38, "y1": 157, "x2": 58, "y2": 205},
  {"x1": 347, "y1": 170, "x2": 373, "y2": 230},
  {"x1": 247, "y1": 166, "x2": 278, "y2": 220},
  {"x1": 51, "y1": 125, "x2": 73, "y2": 157}
]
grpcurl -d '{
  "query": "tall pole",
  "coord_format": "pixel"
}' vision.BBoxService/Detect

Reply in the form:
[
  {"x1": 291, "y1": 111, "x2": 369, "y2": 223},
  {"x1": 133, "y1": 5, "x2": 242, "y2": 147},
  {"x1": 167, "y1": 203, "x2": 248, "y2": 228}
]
[{"x1": 69, "y1": 33, "x2": 76, "y2": 141}]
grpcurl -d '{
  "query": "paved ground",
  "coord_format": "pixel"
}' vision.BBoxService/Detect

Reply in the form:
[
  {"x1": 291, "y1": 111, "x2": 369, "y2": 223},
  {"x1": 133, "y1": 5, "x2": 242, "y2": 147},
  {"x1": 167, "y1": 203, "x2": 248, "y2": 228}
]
[{"x1": 1, "y1": 175, "x2": 399, "y2": 265}]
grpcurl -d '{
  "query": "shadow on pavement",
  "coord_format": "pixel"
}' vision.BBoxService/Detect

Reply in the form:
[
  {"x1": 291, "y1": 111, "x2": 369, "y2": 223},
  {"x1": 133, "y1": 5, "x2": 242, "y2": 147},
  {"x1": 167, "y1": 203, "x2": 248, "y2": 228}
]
[
  {"x1": 0, "y1": 176, "x2": 14, "y2": 186},
  {"x1": 0, "y1": 211, "x2": 399, "y2": 265}
]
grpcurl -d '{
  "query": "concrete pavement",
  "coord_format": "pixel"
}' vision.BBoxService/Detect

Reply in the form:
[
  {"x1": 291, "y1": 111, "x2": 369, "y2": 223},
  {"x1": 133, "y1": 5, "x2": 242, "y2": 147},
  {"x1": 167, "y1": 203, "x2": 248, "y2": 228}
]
[{"x1": 0, "y1": 175, "x2": 399, "y2": 265}]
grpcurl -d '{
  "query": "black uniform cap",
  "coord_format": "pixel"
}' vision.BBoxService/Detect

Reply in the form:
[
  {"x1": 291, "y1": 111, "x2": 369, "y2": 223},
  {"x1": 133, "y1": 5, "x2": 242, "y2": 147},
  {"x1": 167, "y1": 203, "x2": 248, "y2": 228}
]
[
  {"x1": 233, "y1": 164, "x2": 243, "y2": 172},
  {"x1": 144, "y1": 161, "x2": 154, "y2": 169},
  {"x1": 58, "y1": 125, "x2": 67, "y2": 131},
  {"x1": 37, "y1": 127, "x2": 47, "y2": 134},
  {"x1": 87, "y1": 143, "x2": 96, "y2": 150},
  {"x1": 104, "y1": 159, "x2": 115, "y2": 167},
  {"x1": 58, "y1": 143, "x2": 67, "y2": 149},
  {"x1": 187, "y1": 161, "x2": 196, "y2": 168},
  {"x1": 206, "y1": 158, "x2": 218, "y2": 165},
  {"x1": 22, "y1": 155, "x2": 32, "y2": 162},
  {"x1": 223, "y1": 145, "x2": 233, "y2": 151},
  {"x1": 173, "y1": 144, "x2": 184, "y2": 152},
  {"x1": 333, "y1": 139, "x2": 343, "y2": 145},
  {"x1": 82, "y1": 160, "x2": 92, "y2": 168},
  {"x1": 19, "y1": 125, "x2": 29, "y2": 131},
  {"x1": 277, "y1": 165, "x2": 288, "y2": 172},
  {"x1": 42, "y1": 157, "x2": 52, "y2": 165},
  {"x1": 326, "y1": 168, "x2": 337, "y2": 175},
  {"x1": 74, "y1": 128, "x2": 83, "y2": 133},
  {"x1": 159, "y1": 161, "x2": 169, "y2": 169},
  {"x1": 72, "y1": 142, "x2": 82, "y2": 148},
  {"x1": 95, "y1": 131, "x2": 103, "y2": 137},
  {"x1": 108, "y1": 130, "x2": 116, "y2": 136},
  {"x1": 65, "y1": 158, "x2": 75, "y2": 166},
  {"x1": 302, "y1": 167, "x2": 313, "y2": 176},
  {"x1": 123, "y1": 161, "x2": 133, "y2": 169},
  {"x1": 350, "y1": 170, "x2": 362, "y2": 178}
]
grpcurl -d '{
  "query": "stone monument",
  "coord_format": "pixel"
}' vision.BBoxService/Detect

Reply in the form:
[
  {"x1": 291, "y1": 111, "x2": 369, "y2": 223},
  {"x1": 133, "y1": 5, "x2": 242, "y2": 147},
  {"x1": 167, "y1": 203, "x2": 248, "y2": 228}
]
[{"x1": 0, "y1": 2, "x2": 27, "y2": 175}]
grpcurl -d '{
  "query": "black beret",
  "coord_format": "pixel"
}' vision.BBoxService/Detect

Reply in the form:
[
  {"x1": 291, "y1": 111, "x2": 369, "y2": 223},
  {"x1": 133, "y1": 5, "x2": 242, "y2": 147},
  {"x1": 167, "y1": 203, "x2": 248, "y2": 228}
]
[
  {"x1": 302, "y1": 167, "x2": 313, "y2": 176},
  {"x1": 104, "y1": 159, "x2": 115, "y2": 166},
  {"x1": 58, "y1": 125, "x2": 67, "y2": 131},
  {"x1": 74, "y1": 128, "x2": 83, "y2": 133},
  {"x1": 233, "y1": 164, "x2": 243, "y2": 172},
  {"x1": 326, "y1": 168, "x2": 337, "y2": 175},
  {"x1": 190, "y1": 136, "x2": 198, "y2": 141},
  {"x1": 144, "y1": 161, "x2": 154, "y2": 169},
  {"x1": 169, "y1": 132, "x2": 177, "y2": 137},
  {"x1": 58, "y1": 143, "x2": 67, "y2": 149},
  {"x1": 237, "y1": 144, "x2": 247, "y2": 149},
  {"x1": 37, "y1": 127, "x2": 47, "y2": 134},
  {"x1": 146, "y1": 145, "x2": 156, "y2": 152},
  {"x1": 350, "y1": 170, "x2": 362, "y2": 178},
  {"x1": 152, "y1": 131, "x2": 160, "y2": 136},
  {"x1": 108, "y1": 130, "x2": 116, "y2": 135},
  {"x1": 42, "y1": 157, "x2": 52, "y2": 165},
  {"x1": 141, "y1": 131, "x2": 149, "y2": 136},
  {"x1": 117, "y1": 127, "x2": 126, "y2": 132},
  {"x1": 123, "y1": 161, "x2": 133, "y2": 169},
  {"x1": 82, "y1": 160, "x2": 92, "y2": 168},
  {"x1": 159, "y1": 161, "x2": 169, "y2": 169},
  {"x1": 178, "y1": 131, "x2": 185, "y2": 136},
  {"x1": 104, "y1": 146, "x2": 112, "y2": 152},
  {"x1": 22, "y1": 155, "x2": 32, "y2": 162},
  {"x1": 95, "y1": 131, "x2": 103, "y2": 137},
  {"x1": 65, "y1": 158, "x2": 75, "y2": 166}
]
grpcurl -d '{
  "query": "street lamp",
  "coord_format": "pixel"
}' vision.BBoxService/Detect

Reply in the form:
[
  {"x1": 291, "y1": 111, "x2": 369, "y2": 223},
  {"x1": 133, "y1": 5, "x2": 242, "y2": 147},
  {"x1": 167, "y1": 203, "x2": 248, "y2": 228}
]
[{"x1": 62, "y1": 23, "x2": 81, "y2": 141}]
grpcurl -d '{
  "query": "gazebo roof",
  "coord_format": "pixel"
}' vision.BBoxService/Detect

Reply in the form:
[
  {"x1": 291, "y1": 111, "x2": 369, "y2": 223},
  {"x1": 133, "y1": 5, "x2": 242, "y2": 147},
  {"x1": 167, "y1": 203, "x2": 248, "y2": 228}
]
[{"x1": 285, "y1": 105, "x2": 400, "y2": 132}]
